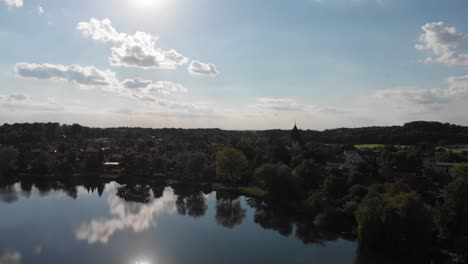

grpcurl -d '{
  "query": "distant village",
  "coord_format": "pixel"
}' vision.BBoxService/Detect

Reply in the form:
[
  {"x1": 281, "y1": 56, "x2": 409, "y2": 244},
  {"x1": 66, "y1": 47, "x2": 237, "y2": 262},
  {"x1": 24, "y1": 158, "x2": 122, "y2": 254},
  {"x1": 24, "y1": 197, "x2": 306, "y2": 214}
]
[
  {"x1": 1, "y1": 122, "x2": 465, "y2": 187},
  {"x1": 0, "y1": 122, "x2": 464, "y2": 184}
]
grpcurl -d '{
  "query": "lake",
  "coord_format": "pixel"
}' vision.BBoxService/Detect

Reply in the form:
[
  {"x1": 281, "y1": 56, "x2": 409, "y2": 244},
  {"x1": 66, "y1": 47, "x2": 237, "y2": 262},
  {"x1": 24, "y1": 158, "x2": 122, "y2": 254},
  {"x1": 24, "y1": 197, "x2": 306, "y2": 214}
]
[{"x1": 0, "y1": 181, "x2": 358, "y2": 264}]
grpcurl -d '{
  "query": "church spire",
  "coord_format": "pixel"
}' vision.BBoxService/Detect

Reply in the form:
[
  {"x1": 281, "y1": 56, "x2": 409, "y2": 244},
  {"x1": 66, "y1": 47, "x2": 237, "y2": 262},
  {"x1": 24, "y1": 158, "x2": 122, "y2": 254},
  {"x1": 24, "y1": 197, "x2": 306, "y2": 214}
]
[{"x1": 291, "y1": 121, "x2": 300, "y2": 142}]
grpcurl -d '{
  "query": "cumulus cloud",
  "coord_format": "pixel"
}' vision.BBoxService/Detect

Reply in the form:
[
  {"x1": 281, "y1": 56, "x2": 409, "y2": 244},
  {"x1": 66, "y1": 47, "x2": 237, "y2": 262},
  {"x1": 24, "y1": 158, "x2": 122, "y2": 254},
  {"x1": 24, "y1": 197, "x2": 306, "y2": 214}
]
[
  {"x1": 77, "y1": 18, "x2": 123, "y2": 43},
  {"x1": 256, "y1": 98, "x2": 303, "y2": 111},
  {"x1": 375, "y1": 74, "x2": 468, "y2": 107},
  {"x1": 0, "y1": 94, "x2": 64, "y2": 112},
  {"x1": 14, "y1": 62, "x2": 189, "y2": 106},
  {"x1": 188, "y1": 60, "x2": 219, "y2": 76},
  {"x1": 36, "y1": 4, "x2": 44, "y2": 15},
  {"x1": 2, "y1": 0, "x2": 22, "y2": 8},
  {"x1": 0, "y1": 251, "x2": 21, "y2": 264},
  {"x1": 15, "y1": 63, "x2": 118, "y2": 87},
  {"x1": 77, "y1": 18, "x2": 189, "y2": 69},
  {"x1": 122, "y1": 79, "x2": 188, "y2": 101},
  {"x1": 76, "y1": 189, "x2": 176, "y2": 244},
  {"x1": 416, "y1": 22, "x2": 468, "y2": 66}
]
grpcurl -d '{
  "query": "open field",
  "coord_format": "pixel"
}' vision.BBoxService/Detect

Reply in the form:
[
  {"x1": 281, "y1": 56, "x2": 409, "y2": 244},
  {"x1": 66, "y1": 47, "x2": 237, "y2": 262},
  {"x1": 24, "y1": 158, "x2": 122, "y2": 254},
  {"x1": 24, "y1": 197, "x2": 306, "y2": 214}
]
[
  {"x1": 355, "y1": 144, "x2": 411, "y2": 150},
  {"x1": 354, "y1": 144, "x2": 386, "y2": 150},
  {"x1": 438, "y1": 145, "x2": 468, "y2": 154}
]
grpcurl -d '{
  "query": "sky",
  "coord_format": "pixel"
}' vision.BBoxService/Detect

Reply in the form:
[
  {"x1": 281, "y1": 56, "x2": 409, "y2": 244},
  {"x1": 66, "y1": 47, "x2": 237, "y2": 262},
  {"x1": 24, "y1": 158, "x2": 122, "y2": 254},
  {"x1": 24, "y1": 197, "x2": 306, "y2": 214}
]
[{"x1": 1, "y1": 0, "x2": 468, "y2": 130}]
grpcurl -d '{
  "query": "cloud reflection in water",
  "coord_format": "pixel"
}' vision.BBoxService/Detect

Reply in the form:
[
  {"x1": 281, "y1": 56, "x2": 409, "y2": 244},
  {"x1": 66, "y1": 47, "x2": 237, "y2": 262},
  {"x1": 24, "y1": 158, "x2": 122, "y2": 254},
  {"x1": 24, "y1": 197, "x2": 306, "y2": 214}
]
[{"x1": 76, "y1": 188, "x2": 176, "y2": 244}]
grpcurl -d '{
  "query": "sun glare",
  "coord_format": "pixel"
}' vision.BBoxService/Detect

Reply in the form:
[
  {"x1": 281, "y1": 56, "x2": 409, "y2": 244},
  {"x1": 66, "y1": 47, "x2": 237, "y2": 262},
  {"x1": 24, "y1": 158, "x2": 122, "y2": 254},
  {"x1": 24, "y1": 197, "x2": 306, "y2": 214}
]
[{"x1": 133, "y1": 0, "x2": 160, "y2": 8}]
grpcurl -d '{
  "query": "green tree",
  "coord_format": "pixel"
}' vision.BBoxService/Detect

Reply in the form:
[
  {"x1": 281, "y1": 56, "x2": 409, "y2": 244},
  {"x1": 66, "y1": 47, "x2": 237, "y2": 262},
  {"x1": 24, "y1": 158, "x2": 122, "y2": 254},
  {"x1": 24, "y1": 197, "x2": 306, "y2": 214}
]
[
  {"x1": 254, "y1": 163, "x2": 304, "y2": 201},
  {"x1": 31, "y1": 152, "x2": 53, "y2": 176},
  {"x1": 294, "y1": 159, "x2": 325, "y2": 191},
  {"x1": 215, "y1": 148, "x2": 248, "y2": 183},
  {"x1": 0, "y1": 147, "x2": 19, "y2": 177},
  {"x1": 122, "y1": 152, "x2": 152, "y2": 177},
  {"x1": 322, "y1": 174, "x2": 347, "y2": 199},
  {"x1": 437, "y1": 177, "x2": 468, "y2": 250},
  {"x1": 175, "y1": 152, "x2": 207, "y2": 181},
  {"x1": 355, "y1": 188, "x2": 432, "y2": 256},
  {"x1": 451, "y1": 163, "x2": 468, "y2": 181}
]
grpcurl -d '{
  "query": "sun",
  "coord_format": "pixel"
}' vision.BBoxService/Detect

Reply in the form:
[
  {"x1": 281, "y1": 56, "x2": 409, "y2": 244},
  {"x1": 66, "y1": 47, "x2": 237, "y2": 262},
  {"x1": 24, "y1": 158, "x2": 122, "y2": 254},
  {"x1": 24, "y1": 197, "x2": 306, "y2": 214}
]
[{"x1": 132, "y1": 0, "x2": 161, "y2": 8}]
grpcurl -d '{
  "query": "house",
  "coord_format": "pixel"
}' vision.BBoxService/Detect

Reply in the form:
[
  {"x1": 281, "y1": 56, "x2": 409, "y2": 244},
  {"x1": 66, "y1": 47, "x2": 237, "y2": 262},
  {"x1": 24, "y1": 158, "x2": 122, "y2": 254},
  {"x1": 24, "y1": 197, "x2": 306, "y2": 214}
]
[
  {"x1": 342, "y1": 150, "x2": 364, "y2": 170},
  {"x1": 104, "y1": 162, "x2": 121, "y2": 176}
]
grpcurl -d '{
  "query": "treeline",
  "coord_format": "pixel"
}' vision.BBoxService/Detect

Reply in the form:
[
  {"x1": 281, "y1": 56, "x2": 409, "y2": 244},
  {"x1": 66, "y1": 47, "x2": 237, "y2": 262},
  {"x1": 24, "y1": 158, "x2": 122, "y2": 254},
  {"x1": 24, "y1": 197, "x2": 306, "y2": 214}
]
[{"x1": 1, "y1": 121, "x2": 468, "y2": 146}]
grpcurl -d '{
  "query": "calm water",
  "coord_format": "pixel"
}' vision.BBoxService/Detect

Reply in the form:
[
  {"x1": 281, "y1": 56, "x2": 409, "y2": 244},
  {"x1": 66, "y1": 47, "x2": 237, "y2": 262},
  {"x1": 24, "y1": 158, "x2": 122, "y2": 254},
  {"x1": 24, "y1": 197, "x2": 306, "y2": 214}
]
[{"x1": 0, "y1": 182, "x2": 356, "y2": 264}]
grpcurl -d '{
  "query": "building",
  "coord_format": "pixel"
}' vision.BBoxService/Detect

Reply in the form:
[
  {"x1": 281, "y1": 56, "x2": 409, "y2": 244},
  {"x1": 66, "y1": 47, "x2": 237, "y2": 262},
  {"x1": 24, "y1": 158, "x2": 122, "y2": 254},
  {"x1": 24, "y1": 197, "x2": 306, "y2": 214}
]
[
  {"x1": 290, "y1": 122, "x2": 302, "y2": 155},
  {"x1": 342, "y1": 150, "x2": 364, "y2": 170},
  {"x1": 291, "y1": 121, "x2": 300, "y2": 144}
]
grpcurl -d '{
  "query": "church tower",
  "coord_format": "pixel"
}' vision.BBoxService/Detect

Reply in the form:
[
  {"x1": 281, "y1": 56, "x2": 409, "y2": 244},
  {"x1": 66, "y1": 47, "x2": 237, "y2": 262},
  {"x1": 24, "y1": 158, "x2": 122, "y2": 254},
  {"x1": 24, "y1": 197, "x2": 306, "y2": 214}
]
[{"x1": 291, "y1": 121, "x2": 300, "y2": 143}]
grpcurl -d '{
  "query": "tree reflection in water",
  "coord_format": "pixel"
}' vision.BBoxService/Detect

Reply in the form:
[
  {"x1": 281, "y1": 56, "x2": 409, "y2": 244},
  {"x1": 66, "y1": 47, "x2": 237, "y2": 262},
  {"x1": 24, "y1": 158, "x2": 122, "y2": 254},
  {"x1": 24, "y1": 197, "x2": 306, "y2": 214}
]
[
  {"x1": 117, "y1": 184, "x2": 151, "y2": 203},
  {"x1": 247, "y1": 197, "x2": 350, "y2": 247},
  {"x1": 0, "y1": 180, "x2": 447, "y2": 263},
  {"x1": 215, "y1": 190, "x2": 246, "y2": 229},
  {"x1": 173, "y1": 184, "x2": 208, "y2": 218},
  {"x1": 0, "y1": 184, "x2": 18, "y2": 203}
]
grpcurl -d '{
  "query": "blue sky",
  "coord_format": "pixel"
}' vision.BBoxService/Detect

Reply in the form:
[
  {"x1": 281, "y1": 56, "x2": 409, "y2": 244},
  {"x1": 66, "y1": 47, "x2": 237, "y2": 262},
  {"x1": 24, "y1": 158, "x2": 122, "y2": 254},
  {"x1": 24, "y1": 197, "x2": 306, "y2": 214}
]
[{"x1": 1, "y1": 0, "x2": 468, "y2": 129}]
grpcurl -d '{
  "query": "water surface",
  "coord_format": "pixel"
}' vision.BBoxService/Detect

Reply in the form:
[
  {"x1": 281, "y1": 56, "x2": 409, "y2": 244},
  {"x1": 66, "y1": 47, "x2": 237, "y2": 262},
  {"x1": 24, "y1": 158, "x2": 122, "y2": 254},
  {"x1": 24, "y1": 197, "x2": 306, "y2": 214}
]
[{"x1": 0, "y1": 182, "x2": 356, "y2": 264}]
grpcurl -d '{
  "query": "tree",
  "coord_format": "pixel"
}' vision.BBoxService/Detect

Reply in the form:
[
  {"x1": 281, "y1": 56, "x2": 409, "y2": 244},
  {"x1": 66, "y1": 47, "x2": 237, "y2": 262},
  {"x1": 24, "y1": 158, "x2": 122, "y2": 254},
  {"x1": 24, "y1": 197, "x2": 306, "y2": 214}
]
[
  {"x1": 355, "y1": 188, "x2": 432, "y2": 256},
  {"x1": 451, "y1": 163, "x2": 468, "y2": 181},
  {"x1": 122, "y1": 152, "x2": 152, "y2": 177},
  {"x1": 215, "y1": 148, "x2": 248, "y2": 183},
  {"x1": 31, "y1": 152, "x2": 53, "y2": 176},
  {"x1": 437, "y1": 177, "x2": 468, "y2": 251},
  {"x1": 294, "y1": 159, "x2": 325, "y2": 191},
  {"x1": 0, "y1": 147, "x2": 19, "y2": 177},
  {"x1": 322, "y1": 174, "x2": 347, "y2": 200},
  {"x1": 175, "y1": 152, "x2": 207, "y2": 181},
  {"x1": 254, "y1": 163, "x2": 304, "y2": 202}
]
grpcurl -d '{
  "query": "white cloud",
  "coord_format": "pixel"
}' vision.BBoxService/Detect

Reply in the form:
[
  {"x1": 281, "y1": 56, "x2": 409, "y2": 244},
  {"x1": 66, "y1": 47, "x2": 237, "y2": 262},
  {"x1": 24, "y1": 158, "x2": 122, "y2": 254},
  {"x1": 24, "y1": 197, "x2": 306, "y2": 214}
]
[
  {"x1": 416, "y1": 22, "x2": 468, "y2": 66},
  {"x1": 36, "y1": 4, "x2": 44, "y2": 15},
  {"x1": 2, "y1": 0, "x2": 22, "y2": 8},
  {"x1": 77, "y1": 18, "x2": 123, "y2": 43},
  {"x1": 15, "y1": 63, "x2": 118, "y2": 87},
  {"x1": 0, "y1": 251, "x2": 21, "y2": 264},
  {"x1": 77, "y1": 18, "x2": 189, "y2": 69},
  {"x1": 0, "y1": 94, "x2": 64, "y2": 112},
  {"x1": 122, "y1": 79, "x2": 188, "y2": 101},
  {"x1": 188, "y1": 60, "x2": 219, "y2": 76},
  {"x1": 256, "y1": 98, "x2": 303, "y2": 111},
  {"x1": 447, "y1": 74, "x2": 468, "y2": 96},
  {"x1": 375, "y1": 87, "x2": 449, "y2": 105},
  {"x1": 156, "y1": 100, "x2": 213, "y2": 113},
  {"x1": 375, "y1": 74, "x2": 468, "y2": 106},
  {"x1": 76, "y1": 189, "x2": 176, "y2": 244},
  {"x1": 14, "y1": 62, "x2": 189, "y2": 105}
]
